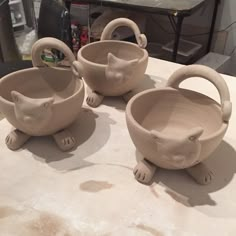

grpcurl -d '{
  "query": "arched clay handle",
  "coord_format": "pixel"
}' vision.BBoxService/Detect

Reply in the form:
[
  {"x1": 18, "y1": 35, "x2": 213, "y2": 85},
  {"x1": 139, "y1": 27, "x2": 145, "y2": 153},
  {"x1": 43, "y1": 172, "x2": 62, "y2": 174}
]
[
  {"x1": 100, "y1": 18, "x2": 147, "y2": 49},
  {"x1": 167, "y1": 65, "x2": 232, "y2": 122},
  {"x1": 32, "y1": 37, "x2": 75, "y2": 66},
  {"x1": 31, "y1": 37, "x2": 81, "y2": 77}
]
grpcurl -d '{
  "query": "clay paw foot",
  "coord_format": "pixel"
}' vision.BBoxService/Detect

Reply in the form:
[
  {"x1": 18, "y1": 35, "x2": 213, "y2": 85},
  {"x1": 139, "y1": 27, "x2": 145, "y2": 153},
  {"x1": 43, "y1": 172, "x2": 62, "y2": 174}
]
[
  {"x1": 186, "y1": 163, "x2": 214, "y2": 185},
  {"x1": 133, "y1": 159, "x2": 157, "y2": 184},
  {"x1": 53, "y1": 129, "x2": 76, "y2": 152},
  {"x1": 5, "y1": 129, "x2": 30, "y2": 150},
  {"x1": 86, "y1": 92, "x2": 104, "y2": 108},
  {"x1": 123, "y1": 90, "x2": 135, "y2": 103}
]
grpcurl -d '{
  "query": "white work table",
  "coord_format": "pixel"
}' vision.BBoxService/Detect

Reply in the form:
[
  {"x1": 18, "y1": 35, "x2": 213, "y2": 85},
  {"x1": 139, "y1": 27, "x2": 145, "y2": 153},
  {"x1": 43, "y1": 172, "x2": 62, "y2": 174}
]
[{"x1": 0, "y1": 57, "x2": 236, "y2": 235}]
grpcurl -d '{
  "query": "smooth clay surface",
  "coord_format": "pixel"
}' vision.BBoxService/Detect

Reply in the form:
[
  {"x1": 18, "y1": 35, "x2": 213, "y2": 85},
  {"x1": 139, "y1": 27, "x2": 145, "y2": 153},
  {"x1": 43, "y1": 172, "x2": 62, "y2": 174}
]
[{"x1": 0, "y1": 58, "x2": 236, "y2": 235}]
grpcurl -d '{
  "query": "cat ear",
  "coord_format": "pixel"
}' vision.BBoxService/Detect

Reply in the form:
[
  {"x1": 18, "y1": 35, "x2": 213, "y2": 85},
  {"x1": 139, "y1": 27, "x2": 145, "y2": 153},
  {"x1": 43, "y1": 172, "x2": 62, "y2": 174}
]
[
  {"x1": 11, "y1": 91, "x2": 23, "y2": 103},
  {"x1": 41, "y1": 98, "x2": 54, "y2": 109},
  {"x1": 107, "y1": 53, "x2": 118, "y2": 66},
  {"x1": 128, "y1": 58, "x2": 139, "y2": 67},
  {"x1": 150, "y1": 130, "x2": 164, "y2": 141},
  {"x1": 187, "y1": 127, "x2": 204, "y2": 142},
  {"x1": 107, "y1": 53, "x2": 139, "y2": 67}
]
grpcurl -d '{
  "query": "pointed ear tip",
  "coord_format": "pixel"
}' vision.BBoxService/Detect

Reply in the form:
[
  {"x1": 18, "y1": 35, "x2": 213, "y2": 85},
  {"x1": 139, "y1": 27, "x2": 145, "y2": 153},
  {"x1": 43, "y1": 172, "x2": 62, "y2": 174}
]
[
  {"x1": 107, "y1": 52, "x2": 113, "y2": 58},
  {"x1": 195, "y1": 127, "x2": 204, "y2": 134},
  {"x1": 49, "y1": 97, "x2": 55, "y2": 104},
  {"x1": 11, "y1": 91, "x2": 19, "y2": 101},
  {"x1": 11, "y1": 90, "x2": 18, "y2": 96},
  {"x1": 189, "y1": 127, "x2": 204, "y2": 141},
  {"x1": 150, "y1": 130, "x2": 160, "y2": 139}
]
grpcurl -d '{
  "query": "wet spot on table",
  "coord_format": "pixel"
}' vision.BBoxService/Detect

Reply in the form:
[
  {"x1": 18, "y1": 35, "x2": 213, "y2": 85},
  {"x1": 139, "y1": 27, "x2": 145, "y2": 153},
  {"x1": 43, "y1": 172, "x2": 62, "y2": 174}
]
[
  {"x1": 0, "y1": 206, "x2": 19, "y2": 218},
  {"x1": 136, "y1": 224, "x2": 164, "y2": 236},
  {"x1": 80, "y1": 180, "x2": 113, "y2": 192},
  {"x1": 27, "y1": 212, "x2": 75, "y2": 236}
]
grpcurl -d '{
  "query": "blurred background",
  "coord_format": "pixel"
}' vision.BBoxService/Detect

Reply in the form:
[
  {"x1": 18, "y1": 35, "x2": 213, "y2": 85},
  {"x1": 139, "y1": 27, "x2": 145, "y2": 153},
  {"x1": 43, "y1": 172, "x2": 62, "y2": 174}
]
[{"x1": 1, "y1": 0, "x2": 236, "y2": 76}]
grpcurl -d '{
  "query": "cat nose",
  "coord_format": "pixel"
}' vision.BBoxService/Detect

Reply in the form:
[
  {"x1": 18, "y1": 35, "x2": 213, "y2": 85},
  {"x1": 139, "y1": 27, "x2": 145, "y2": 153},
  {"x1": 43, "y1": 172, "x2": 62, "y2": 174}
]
[
  {"x1": 23, "y1": 116, "x2": 33, "y2": 123},
  {"x1": 172, "y1": 155, "x2": 185, "y2": 162},
  {"x1": 116, "y1": 73, "x2": 123, "y2": 80}
]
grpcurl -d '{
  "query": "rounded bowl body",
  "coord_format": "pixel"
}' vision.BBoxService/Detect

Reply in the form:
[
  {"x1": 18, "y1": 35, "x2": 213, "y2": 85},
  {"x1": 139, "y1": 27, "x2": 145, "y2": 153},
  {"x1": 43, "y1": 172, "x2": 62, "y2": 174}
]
[
  {"x1": 77, "y1": 40, "x2": 148, "y2": 96},
  {"x1": 126, "y1": 88, "x2": 228, "y2": 169},
  {"x1": 0, "y1": 67, "x2": 84, "y2": 136}
]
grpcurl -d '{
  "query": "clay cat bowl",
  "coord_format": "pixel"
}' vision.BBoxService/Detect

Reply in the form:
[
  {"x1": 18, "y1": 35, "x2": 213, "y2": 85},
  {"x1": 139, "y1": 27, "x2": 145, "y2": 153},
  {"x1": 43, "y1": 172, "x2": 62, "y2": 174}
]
[
  {"x1": 126, "y1": 65, "x2": 232, "y2": 185},
  {"x1": 73, "y1": 18, "x2": 148, "y2": 107},
  {"x1": 0, "y1": 38, "x2": 84, "y2": 151}
]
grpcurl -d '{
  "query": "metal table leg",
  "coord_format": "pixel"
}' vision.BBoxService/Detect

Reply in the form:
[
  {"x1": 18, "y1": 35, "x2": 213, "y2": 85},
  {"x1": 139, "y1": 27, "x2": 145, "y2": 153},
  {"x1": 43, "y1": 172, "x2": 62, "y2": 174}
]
[
  {"x1": 171, "y1": 15, "x2": 184, "y2": 62},
  {"x1": 65, "y1": 0, "x2": 71, "y2": 10},
  {"x1": 207, "y1": 0, "x2": 220, "y2": 52}
]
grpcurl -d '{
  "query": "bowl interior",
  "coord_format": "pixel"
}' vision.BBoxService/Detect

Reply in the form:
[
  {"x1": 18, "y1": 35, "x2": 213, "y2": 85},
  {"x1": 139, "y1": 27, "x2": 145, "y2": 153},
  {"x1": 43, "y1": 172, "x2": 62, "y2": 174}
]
[
  {"x1": 0, "y1": 67, "x2": 82, "y2": 103},
  {"x1": 130, "y1": 89, "x2": 223, "y2": 138},
  {"x1": 79, "y1": 41, "x2": 145, "y2": 65}
]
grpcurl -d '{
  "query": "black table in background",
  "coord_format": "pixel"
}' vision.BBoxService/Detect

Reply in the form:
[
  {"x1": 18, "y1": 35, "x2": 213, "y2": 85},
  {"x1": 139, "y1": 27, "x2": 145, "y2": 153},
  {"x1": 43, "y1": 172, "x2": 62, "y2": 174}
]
[
  {"x1": 67, "y1": 0, "x2": 220, "y2": 63},
  {"x1": 0, "y1": 61, "x2": 32, "y2": 78}
]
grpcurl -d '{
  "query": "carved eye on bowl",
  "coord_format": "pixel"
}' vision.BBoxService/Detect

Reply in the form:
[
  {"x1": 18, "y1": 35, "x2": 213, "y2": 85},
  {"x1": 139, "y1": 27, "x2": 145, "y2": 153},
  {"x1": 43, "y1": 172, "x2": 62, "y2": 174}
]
[{"x1": 189, "y1": 136, "x2": 196, "y2": 141}]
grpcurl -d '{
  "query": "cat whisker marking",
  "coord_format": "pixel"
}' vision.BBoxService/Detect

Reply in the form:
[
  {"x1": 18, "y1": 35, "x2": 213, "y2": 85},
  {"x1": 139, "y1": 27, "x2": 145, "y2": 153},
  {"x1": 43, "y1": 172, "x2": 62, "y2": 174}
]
[
  {"x1": 208, "y1": 173, "x2": 212, "y2": 181},
  {"x1": 143, "y1": 174, "x2": 146, "y2": 181}
]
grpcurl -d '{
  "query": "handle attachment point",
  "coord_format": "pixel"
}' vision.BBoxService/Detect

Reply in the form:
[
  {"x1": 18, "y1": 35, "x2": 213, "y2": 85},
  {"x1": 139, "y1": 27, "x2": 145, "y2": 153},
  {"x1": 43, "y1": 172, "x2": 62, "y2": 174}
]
[
  {"x1": 222, "y1": 101, "x2": 232, "y2": 122},
  {"x1": 137, "y1": 34, "x2": 147, "y2": 49},
  {"x1": 72, "y1": 61, "x2": 83, "y2": 79}
]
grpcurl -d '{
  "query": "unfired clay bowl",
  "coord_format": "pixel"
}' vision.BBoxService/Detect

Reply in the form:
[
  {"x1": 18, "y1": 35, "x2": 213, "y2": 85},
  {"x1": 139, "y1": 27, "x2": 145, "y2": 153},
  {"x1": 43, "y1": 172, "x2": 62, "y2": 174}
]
[
  {"x1": 0, "y1": 38, "x2": 84, "y2": 151},
  {"x1": 73, "y1": 18, "x2": 148, "y2": 108},
  {"x1": 126, "y1": 65, "x2": 232, "y2": 185}
]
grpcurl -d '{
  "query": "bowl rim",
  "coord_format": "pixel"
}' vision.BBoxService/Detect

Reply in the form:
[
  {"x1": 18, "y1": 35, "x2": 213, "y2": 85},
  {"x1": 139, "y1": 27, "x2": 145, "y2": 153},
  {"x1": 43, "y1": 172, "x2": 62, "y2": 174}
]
[
  {"x1": 126, "y1": 87, "x2": 228, "y2": 142},
  {"x1": 0, "y1": 67, "x2": 84, "y2": 107},
  {"x1": 77, "y1": 40, "x2": 148, "y2": 68}
]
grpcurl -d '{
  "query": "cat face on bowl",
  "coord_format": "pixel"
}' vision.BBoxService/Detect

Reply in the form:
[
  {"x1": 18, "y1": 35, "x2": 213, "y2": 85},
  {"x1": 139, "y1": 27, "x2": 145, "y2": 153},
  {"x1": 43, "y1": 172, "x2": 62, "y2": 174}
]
[
  {"x1": 11, "y1": 91, "x2": 54, "y2": 133},
  {"x1": 151, "y1": 127, "x2": 204, "y2": 169},
  {"x1": 105, "y1": 53, "x2": 138, "y2": 84}
]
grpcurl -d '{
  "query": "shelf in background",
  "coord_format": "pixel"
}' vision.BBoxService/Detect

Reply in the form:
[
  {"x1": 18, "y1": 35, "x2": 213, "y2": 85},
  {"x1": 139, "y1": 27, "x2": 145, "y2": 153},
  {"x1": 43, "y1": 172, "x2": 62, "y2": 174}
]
[
  {"x1": 9, "y1": 0, "x2": 26, "y2": 29},
  {"x1": 9, "y1": 0, "x2": 21, "y2": 5},
  {"x1": 13, "y1": 21, "x2": 25, "y2": 28}
]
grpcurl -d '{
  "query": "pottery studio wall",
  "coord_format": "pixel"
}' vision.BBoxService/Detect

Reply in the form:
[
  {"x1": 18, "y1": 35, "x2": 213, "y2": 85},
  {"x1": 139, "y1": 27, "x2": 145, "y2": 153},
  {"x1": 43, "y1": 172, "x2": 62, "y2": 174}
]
[{"x1": 214, "y1": 0, "x2": 236, "y2": 55}]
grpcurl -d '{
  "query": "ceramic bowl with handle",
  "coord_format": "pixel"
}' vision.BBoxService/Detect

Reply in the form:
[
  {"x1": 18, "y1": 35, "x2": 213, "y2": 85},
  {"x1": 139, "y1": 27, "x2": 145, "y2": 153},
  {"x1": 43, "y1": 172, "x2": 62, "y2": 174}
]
[
  {"x1": 0, "y1": 37, "x2": 84, "y2": 151},
  {"x1": 126, "y1": 65, "x2": 232, "y2": 184},
  {"x1": 73, "y1": 18, "x2": 148, "y2": 107}
]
